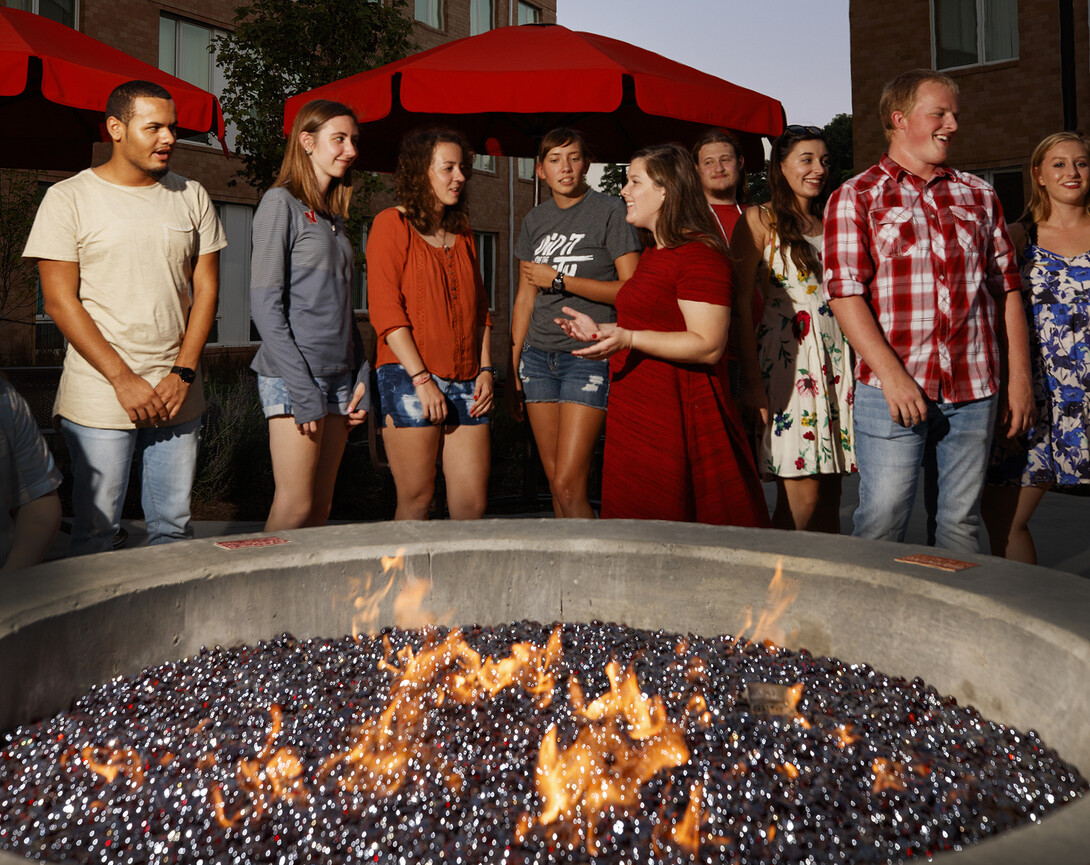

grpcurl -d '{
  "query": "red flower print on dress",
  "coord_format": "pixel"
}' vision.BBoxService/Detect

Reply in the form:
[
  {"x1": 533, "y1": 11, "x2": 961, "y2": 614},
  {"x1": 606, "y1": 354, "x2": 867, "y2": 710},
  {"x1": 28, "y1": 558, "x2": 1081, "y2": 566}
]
[
  {"x1": 796, "y1": 374, "x2": 818, "y2": 396},
  {"x1": 795, "y1": 457, "x2": 806, "y2": 469},
  {"x1": 792, "y1": 310, "x2": 812, "y2": 342},
  {"x1": 803, "y1": 431, "x2": 816, "y2": 441}
]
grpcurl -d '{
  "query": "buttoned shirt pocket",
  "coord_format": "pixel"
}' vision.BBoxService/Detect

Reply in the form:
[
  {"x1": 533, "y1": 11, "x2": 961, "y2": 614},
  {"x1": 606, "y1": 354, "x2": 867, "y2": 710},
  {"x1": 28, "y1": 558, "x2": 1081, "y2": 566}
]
[
  {"x1": 870, "y1": 206, "x2": 921, "y2": 257},
  {"x1": 949, "y1": 205, "x2": 989, "y2": 253}
]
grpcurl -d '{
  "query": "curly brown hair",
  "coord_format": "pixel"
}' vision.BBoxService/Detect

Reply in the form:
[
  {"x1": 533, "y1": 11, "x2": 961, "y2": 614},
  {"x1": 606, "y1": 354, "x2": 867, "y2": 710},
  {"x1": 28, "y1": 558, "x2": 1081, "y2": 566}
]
[{"x1": 394, "y1": 127, "x2": 474, "y2": 235}]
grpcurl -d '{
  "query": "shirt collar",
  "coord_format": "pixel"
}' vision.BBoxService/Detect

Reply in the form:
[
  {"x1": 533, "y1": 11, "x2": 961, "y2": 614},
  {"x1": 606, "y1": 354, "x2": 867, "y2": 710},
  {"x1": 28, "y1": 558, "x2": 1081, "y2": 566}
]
[{"x1": 880, "y1": 153, "x2": 956, "y2": 184}]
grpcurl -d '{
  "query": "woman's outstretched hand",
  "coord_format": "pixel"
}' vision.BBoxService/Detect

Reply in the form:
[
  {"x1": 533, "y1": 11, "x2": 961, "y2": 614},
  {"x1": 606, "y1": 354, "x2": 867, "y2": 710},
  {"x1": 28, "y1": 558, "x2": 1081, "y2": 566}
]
[{"x1": 555, "y1": 306, "x2": 631, "y2": 360}]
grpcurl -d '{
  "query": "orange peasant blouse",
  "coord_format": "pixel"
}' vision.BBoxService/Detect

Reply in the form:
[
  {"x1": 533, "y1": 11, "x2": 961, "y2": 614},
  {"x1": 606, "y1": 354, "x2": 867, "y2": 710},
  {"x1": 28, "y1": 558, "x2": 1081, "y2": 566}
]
[{"x1": 366, "y1": 207, "x2": 491, "y2": 380}]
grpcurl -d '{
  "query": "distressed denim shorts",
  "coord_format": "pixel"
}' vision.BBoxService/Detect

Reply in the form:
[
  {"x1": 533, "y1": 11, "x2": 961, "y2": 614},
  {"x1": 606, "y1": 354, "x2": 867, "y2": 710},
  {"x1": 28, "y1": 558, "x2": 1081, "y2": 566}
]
[
  {"x1": 376, "y1": 365, "x2": 489, "y2": 428},
  {"x1": 518, "y1": 344, "x2": 610, "y2": 410},
  {"x1": 257, "y1": 372, "x2": 354, "y2": 419}
]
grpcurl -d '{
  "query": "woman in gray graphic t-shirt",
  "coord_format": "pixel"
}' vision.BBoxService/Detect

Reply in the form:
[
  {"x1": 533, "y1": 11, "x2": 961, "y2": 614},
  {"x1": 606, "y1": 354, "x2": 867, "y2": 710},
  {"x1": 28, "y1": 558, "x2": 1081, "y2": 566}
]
[{"x1": 511, "y1": 128, "x2": 641, "y2": 518}]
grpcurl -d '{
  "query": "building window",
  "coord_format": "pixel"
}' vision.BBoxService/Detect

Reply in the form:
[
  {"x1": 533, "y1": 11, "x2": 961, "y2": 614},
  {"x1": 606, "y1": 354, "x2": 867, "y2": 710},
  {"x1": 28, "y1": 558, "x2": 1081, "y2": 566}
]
[
  {"x1": 5, "y1": 0, "x2": 75, "y2": 28},
  {"x1": 517, "y1": 1, "x2": 540, "y2": 24},
  {"x1": 211, "y1": 203, "x2": 256, "y2": 346},
  {"x1": 933, "y1": 0, "x2": 1017, "y2": 70},
  {"x1": 972, "y1": 166, "x2": 1024, "y2": 224},
  {"x1": 473, "y1": 154, "x2": 495, "y2": 173},
  {"x1": 470, "y1": 0, "x2": 491, "y2": 34},
  {"x1": 474, "y1": 232, "x2": 497, "y2": 310},
  {"x1": 159, "y1": 14, "x2": 236, "y2": 149},
  {"x1": 517, "y1": 157, "x2": 535, "y2": 180},
  {"x1": 414, "y1": 0, "x2": 443, "y2": 29}
]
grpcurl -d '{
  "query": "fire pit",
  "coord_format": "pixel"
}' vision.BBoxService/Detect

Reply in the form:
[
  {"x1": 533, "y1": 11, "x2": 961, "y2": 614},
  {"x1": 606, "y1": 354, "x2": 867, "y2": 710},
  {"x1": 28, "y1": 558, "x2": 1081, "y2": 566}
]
[{"x1": 1, "y1": 520, "x2": 1088, "y2": 863}]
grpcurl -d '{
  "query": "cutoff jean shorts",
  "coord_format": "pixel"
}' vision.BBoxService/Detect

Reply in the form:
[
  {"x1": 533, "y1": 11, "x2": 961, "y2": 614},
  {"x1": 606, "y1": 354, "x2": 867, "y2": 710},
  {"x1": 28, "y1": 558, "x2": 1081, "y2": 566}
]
[
  {"x1": 518, "y1": 344, "x2": 609, "y2": 410},
  {"x1": 257, "y1": 372, "x2": 354, "y2": 419},
  {"x1": 377, "y1": 365, "x2": 488, "y2": 428}
]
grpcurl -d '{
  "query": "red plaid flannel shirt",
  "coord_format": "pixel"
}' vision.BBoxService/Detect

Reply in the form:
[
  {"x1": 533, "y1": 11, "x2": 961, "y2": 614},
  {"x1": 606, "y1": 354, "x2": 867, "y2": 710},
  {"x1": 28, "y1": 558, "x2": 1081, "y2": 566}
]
[{"x1": 822, "y1": 154, "x2": 1021, "y2": 403}]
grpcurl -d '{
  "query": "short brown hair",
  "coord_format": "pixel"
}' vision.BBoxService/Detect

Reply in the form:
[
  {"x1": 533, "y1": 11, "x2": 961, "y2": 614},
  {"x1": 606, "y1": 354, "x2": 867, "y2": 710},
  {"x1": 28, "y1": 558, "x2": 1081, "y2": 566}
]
[
  {"x1": 879, "y1": 69, "x2": 959, "y2": 141},
  {"x1": 394, "y1": 127, "x2": 473, "y2": 235},
  {"x1": 536, "y1": 127, "x2": 594, "y2": 165},
  {"x1": 273, "y1": 99, "x2": 358, "y2": 218}
]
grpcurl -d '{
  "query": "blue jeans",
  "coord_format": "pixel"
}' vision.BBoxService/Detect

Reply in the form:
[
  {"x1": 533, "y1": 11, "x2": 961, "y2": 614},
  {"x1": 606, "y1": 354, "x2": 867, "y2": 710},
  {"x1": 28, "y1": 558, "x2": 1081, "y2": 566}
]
[
  {"x1": 852, "y1": 383, "x2": 996, "y2": 554},
  {"x1": 60, "y1": 416, "x2": 201, "y2": 556}
]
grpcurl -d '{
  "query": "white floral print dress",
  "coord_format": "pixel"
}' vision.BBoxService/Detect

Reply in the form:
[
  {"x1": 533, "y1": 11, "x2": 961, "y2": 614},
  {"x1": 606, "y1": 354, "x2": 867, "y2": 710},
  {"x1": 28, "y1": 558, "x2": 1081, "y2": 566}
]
[{"x1": 756, "y1": 227, "x2": 856, "y2": 479}]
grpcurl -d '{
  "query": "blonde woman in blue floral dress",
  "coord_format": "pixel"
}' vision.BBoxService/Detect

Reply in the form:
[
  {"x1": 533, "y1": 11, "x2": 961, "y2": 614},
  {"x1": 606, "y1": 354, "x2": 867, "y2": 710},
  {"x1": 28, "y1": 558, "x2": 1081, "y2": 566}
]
[
  {"x1": 732, "y1": 126, "x2": 855, "y2": 531},
  {"x1": 983, "y1": 131, "x2": 1090, "y2": 563}
]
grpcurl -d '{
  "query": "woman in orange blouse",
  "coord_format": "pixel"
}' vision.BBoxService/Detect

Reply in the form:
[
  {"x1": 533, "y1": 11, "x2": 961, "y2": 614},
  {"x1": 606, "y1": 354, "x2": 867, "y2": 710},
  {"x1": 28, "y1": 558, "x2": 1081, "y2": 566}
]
[{"x1": 367, "y1": 128, "x2": 493, "y2": 519}]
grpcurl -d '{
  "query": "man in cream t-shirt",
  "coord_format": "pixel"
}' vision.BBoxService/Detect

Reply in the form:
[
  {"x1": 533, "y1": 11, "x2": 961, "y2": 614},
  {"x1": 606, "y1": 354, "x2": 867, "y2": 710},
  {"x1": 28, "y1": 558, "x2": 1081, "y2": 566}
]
[{"x1": 23, "y1": 80, "x2": 226, "y2": 555}]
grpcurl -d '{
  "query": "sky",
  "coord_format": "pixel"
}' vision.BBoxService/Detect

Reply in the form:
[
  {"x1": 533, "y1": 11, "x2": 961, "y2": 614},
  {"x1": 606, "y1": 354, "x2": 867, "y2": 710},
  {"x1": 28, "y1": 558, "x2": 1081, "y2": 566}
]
[{"x1": 555, "y1": 0, "x2": 853, "y2": 127}]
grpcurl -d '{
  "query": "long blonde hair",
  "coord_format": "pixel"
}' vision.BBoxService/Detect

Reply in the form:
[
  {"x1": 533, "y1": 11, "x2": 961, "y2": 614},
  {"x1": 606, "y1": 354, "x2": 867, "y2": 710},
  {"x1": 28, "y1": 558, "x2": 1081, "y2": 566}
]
[
  {"x1": 1024, "y1": 131, "x2": 1090, "y2": 224},
  {"x1": 274, "y1": 100, "x2": 357, "y2": 218}
]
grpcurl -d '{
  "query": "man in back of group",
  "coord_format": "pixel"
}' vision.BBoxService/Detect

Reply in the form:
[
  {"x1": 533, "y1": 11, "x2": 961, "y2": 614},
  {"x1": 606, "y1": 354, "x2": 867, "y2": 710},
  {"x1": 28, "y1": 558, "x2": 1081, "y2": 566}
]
[
  {"x1": 823, "y1": 68, "x2": 1033, "y2": 554},
  {"x1": 23, "y1": 79, "x2": 227, "y2": 555}
]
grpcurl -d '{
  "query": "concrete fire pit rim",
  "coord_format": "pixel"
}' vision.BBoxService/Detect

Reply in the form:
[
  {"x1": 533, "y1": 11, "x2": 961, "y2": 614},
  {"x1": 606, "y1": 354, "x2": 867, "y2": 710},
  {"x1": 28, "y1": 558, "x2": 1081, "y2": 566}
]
[{"x1": 3, "y1": 521, "x2": 1088, "y2": 654}]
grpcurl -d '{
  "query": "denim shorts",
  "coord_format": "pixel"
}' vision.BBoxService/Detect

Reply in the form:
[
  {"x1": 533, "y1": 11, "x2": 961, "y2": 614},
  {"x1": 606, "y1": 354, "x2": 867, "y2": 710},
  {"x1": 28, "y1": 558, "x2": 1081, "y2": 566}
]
[
  {"x1": 518, "y1": 344, "x2": 609, "y2": 410},
  {"x1": 376, "y1": 365, "x2": 489, "y2": 428},
  {"x1": 257, "y1": 372, "x2": 354, "y2": 419}
]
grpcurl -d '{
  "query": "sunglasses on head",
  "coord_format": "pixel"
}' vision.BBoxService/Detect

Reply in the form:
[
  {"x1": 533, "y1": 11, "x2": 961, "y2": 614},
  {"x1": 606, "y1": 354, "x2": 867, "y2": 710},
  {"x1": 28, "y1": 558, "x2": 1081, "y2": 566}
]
[{"x1": 786, "y1": 125, "x2": 825, "y2": 137}]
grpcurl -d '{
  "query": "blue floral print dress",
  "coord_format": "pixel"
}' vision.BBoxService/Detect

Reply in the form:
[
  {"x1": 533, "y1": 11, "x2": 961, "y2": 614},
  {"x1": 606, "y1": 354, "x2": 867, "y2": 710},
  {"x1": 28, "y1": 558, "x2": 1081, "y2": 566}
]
[
  {"x1": 756, "y1": 223, "x2": 855, "y2": 479},
  {"x1": 988, "y1": 224, "x2": 1090, "y2": 486}
]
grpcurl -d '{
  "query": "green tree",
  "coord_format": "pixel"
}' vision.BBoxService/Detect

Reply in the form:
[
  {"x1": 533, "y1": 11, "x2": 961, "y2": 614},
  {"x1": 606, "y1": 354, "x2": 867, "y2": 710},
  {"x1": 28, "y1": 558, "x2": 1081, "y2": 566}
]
[
  {"x1": 214, "y1": 0, "x2": 415, "y2": 193},
  {"x1": 598, "y1": 163, "x2": 627, "y2": 197},
  {"x1": 0, "y1": 170, "x2": 44, "y2": 331},
  {"x1": 823, "y1": 113, "x2": 853, "y2": 187}
]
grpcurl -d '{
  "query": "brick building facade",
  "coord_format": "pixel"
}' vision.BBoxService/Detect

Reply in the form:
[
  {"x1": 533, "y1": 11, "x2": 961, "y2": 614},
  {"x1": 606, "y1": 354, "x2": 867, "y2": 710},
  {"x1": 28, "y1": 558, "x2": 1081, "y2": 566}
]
[
  {"x1": 3, "y1": 0, "x2": 557, "y2": 372},
  {"x1": 849, "y1": 0, "x2": 1090, "y2": 219}
]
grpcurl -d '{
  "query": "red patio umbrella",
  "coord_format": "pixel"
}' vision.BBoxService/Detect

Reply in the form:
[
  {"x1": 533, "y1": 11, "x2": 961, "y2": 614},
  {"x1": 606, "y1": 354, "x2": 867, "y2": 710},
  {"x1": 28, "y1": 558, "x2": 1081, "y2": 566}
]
[
  {"x1": 0, "y1": 7, "x2": 227, "y2": 171},
  {"x1": 283, "y1": 23, "x2": 783, "y2": 171}
]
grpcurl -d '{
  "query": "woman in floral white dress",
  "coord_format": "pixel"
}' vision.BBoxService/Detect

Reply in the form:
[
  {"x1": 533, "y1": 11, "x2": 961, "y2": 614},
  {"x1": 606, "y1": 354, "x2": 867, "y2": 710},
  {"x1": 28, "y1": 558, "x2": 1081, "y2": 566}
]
[
  {"x1": 983, "y1": 131, "x2": 1090, "y2": 563},
  {"x1": 732, "y1": 126, "x2": 855, "y2": 532}
]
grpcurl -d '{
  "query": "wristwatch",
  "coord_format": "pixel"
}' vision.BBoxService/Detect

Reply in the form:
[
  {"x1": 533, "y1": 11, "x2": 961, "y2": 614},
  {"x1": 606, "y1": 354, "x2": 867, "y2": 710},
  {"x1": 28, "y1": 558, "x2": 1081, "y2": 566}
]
[
  {"x1": 171, "y1": 365, "x2": 196, "y2": 384},
  {"x1": 550, "y1": 272, "x2": 566, "y2": 294}
]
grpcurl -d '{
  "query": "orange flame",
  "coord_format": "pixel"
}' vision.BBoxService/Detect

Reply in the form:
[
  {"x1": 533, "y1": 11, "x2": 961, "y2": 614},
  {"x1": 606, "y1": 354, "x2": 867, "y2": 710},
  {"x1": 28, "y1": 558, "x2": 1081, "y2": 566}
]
[
  {"x1": 871, "y1": 758, "x2": 908, "y2": 793},
  {"x1": 833, "y1": 724, "x2": 858, "y2": 748},
  {"x1": 685, "y1": 693, "x2": 712, "y2": 726},
  {"x1": 321, "y1": 626, "x2": 564, "y2": 799},
  {"x1": 524, "y1": 664, "x2": 690, "y2": 855},
  {"x1": 670, "y1": 782, "x2": 704, "y2": 853},
  {"x1": 207, "y1": 705, "x2": 309, "y2": 828},
  {"x1": 737, "y1": 557, "x2": 799, "y2": 648},
  {"x1": 80, "y1": 746, "x2": 144, "y2": 787},
  {"x1": 572, "y1": 661, "x2": 669, "y2": 740}
]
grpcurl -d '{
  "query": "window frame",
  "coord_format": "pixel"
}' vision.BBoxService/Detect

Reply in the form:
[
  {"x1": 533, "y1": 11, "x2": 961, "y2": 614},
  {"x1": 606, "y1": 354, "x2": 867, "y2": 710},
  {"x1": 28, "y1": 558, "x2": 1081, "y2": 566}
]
[
  {"x1": 517, "y1": 1, "x2": 541, "y2": 25},
  {"x1": 414, "y1": 0, "x2": 444, "y2": 30},
  {"x1": 6, "y1": 0, "x2": 77, "y2": 28},
  {"x1": 469, "y1": 0, "x2": 492, "y2": 35},
  {"x1": 473, "y1": 231, "x2": 497, "y2": 311},
  {"x1": 931, "y1": 0, "x2": 1019, "y2": 71},
  {"x1": 158, "y1": 13, "x2": 235, "y2": 150}
]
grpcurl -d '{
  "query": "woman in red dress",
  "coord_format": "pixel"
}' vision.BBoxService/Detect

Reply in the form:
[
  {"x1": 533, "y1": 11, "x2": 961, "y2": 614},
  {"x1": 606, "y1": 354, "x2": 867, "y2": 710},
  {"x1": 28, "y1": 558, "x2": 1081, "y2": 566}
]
[{"x1": 557, "y1": 143, "x2": 770, "y2": 527}]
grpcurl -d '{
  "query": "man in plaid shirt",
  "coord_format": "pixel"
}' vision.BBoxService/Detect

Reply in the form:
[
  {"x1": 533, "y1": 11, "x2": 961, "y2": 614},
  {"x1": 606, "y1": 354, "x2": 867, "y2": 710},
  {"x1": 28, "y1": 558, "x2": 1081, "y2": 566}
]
[{"x1": 823, "y1": 69, "x2": 1034, "y2": 554}]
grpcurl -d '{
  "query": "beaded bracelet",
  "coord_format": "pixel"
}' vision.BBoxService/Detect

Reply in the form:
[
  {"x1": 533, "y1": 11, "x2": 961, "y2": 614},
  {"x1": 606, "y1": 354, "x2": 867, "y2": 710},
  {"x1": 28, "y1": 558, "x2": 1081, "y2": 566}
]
[{"x1": 478, "y1": 366, "x2": 496, "y2": 377}]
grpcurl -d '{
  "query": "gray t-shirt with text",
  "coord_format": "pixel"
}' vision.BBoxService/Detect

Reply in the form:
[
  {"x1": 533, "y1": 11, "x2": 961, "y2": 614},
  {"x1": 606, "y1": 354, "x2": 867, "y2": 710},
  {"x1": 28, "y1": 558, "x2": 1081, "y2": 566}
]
[{"x1": 515, "y1": 189, "x2": 640, "y2": 353}]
